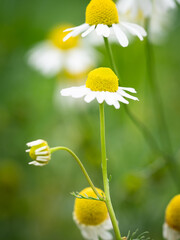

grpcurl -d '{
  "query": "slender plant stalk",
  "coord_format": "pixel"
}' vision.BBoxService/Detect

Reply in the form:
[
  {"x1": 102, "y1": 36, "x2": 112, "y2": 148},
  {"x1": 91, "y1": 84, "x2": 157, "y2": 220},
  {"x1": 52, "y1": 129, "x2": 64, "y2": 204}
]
[
  {"x1": 99, "y1": 103, "x2": 122, "y2": 240},
  {"x1": 145, "y1": 19, "x2": 180, "y2": 190},
  {"x1": 145, "y1": 19, "x2": 173, "y2": 154},
  {"x1": 103, "y1": 37, "x2": 180, "y2": 191},
  {"x1": 50, "y1": 146, "x2": 104, "y2": 201},
  {"x1": 103, "y1": 37, "x2": 160, "y2": 154}
]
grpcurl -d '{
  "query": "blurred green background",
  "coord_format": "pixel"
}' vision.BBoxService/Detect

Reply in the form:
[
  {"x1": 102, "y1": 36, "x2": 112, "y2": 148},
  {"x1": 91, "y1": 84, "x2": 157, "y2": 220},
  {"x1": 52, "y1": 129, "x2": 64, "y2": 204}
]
[{"x1": 0, "y1": 0, "x2": 180, "y2": 239}]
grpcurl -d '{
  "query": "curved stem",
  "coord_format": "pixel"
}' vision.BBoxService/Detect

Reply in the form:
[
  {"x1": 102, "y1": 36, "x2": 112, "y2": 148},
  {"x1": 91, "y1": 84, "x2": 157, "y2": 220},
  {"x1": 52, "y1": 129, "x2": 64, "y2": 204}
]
[
  {"x1": 50, "y1": 146, "x2": 104, "y2": 201},
  {"x1": 99, "y1": 103, "x2": 122, "y2": 240}
]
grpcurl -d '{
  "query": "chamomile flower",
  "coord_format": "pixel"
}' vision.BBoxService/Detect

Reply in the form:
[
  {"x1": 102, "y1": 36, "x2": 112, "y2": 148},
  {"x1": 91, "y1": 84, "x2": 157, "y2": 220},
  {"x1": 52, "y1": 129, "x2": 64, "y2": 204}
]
[
  {"x1": 63, "y1": 0, "x2": 147, "y2": 47},
  {"x1": 117, "y1": 0, "x2": 178, "y2": 21},
  {"x1": 27, "y1": 25, "x2": 96, "y2": 77},
  {"x1": 155, "y1": 0, "x2": 179, "y2": 13},
  {"x1": 117, "y1": 0, "x2": 178, "y2": 43},
  {"x1": 73, "y1": 187, "x2": 113, "y2": 240},
  {"x1": 163, "y1": 195, "x2": 180, "y2": 240},
  {"x1": 61, "y1": 67, "x2": 139, "y2": 109},
  {"x1": 26, "y1": 139, "x2": 51, "y2": 166},
  {"x1": 117, "y1": 0, "x2": 152, "y2": 21}
]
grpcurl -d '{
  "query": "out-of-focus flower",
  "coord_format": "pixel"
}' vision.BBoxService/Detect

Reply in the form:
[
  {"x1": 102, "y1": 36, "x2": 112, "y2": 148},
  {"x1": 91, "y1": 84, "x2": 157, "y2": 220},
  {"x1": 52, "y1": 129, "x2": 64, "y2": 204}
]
[
  {"x1": 73, "y1": 187, "x2": 113, "y2": 240},
  {"x1": 61, "y1": 67, "x2": 139, "y2": 109},
  {"x1": 117, "y1": 0, "x2": 152, "y2": 21},
  {"x1": 27, "y1": 25, "x2": 96, "y2": 77},
  {"x1": 117, "y1": 0, "x2": 179, "y2": 43},
  {"x1": 26, "y1": 139, "x2": 51, "y2": 166},
  {"x1": 163, "y1": 195, "x2": 180, "y2": 240},
  {"x1": 63, "y1": 0, "x2": 146, "y2": 47}
]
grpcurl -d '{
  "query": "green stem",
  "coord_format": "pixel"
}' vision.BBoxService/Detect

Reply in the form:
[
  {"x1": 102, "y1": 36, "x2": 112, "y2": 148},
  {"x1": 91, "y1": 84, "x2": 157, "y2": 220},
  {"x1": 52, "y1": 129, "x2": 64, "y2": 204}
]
[
  {"x1": 50, "y1": 146, "x2": 104, "y2": 201},
  {"x1": 145, "y1": 19, "x2": 180, "y2": 190},
  {"x1": 99, "y1": 103, "x2": 122, "y2": 240},
  {"x1": 103, "y1": 36, "x2": 180, "y2": 191},
  {"x1": 145, "y1": 20, "x2": 173, "y2": 154},
  {"x1": 104, "y1": 37, "x2": 121, "y2": 84},
  {"x1": 103, "y1": 37, "x2": 160, "y2": 155}
]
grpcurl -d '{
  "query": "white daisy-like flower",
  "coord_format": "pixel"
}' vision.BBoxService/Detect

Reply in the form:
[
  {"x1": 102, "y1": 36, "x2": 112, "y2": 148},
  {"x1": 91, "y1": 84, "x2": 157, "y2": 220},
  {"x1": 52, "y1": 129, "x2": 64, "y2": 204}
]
[
  {"x1": 63, "y1": 0, "x2": 147, "y2": 48},
  {"x1": 61, "y1": 67, "x2": 139, "y2": 109},
  {"x1": 117, "y1": 0, "x2": 179, "y2": 20},
  {"x1": 163, "y1": 195, "x2": 180, "y2": 240},
  {"x1": 73, "y1": 187, "x2": 113, "y2": 240},
  {"x1": 117, "y1": 0, "x2": 179, "y2": 44},
  {"x1": 155, "y1": 0, "x2": 179, "y2": 13},
  {"x1": 26, "y1": 139, "x2": 51, "y2": 166},
  {"x1": 27, "y1": 25, "x2": 96, "y2": 77},
  {"x1": 117, "y1": 0, "x2": 152, "y2": 20}
]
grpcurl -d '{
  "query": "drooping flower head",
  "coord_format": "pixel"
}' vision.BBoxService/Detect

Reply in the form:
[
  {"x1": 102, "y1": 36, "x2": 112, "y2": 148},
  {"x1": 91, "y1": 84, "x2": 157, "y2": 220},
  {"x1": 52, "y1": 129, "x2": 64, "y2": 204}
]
[
  {"x1": 28, "y1": 24, "x2": 96, "y2": 77},
  {"x1": 61, "y1": 67, "x2": 139, "y2": 109},
  {"x1": 26, "y1": 139, "x2": 51, "y2": 166},
  {"x1": 163, "y1": 195, "x2": 180, "y2": 240},
  {"x1": 63, "y1": 0, "x2": 147, "y2": 47},
  {"x1": 73, "y1": 187, "x2": 113, "y2": 240}
]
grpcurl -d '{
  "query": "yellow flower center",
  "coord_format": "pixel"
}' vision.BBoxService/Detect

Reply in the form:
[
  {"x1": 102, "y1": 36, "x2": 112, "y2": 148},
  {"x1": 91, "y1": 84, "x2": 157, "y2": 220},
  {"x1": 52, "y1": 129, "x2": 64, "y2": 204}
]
[
  {"x1": 29, "y1": 141, "x2": 49, "y2": 160},
  {"x1": 86, "y1": 0, "x2": 119, "y2": 26},
  {"x1": 165, "y1": 195, "x2": 180, "y2": 231},
  {"x1": 74, "y1": 187, "x2": 108, "y2": 225},
  {"x1": 49, "y1": 25, "x2": 79, "y2": 50},
  {"x1": 86, "y1": 67, "x2": 119, "y2": 92}
]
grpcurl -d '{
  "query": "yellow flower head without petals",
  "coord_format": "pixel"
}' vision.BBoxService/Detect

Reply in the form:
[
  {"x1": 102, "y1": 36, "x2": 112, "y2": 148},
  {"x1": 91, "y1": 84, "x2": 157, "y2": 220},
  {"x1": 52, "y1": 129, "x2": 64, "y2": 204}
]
[
  {"x1": 86, "y1": 67, "x2": 119, "y2": 92},
  {"x1": 49, "y1": 25, "x2": 79, "y2": 50},
  {"x1": 86, "y1": 0, "x2": 119, "y2": 26},
  {"x1": 74, "y1": 187, "x2": 108, "y2": 226},
  {"x1": 165, "y1": 195, "x2": 180, "y2": 231}
]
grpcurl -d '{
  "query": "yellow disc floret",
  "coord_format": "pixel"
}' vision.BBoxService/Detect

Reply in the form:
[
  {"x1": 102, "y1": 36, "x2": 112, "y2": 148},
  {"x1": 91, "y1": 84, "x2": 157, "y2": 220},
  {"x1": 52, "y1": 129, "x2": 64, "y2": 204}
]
[
  {"x1": 29, "y1": 140, "x2": 50, "y2": 160},
  {"x1": 86, "y1": 67, "x2": 119, "y2": 92},
  {"x1": 74, "y1": 187, "x2": 108, "y2": 225},
  {"x1": 86, "y1": 0, "x2": 119, "y2": 26},
  {"x1": 165, "y1": 195, "x2": 180, "y2": 231},
  {"x1": 49, "y1": 25, "x2": 79, "y2": 50}
]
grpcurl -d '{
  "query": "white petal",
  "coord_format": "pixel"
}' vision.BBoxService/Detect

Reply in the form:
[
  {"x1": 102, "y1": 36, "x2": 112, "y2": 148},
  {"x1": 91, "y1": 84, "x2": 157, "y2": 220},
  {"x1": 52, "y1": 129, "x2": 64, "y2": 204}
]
[
  {"x1": 103, "y1": 218, "x2": 113, "y2": 230},
  {"x1": 35, "y1": 146, "x2": 47, "y2": 153},
  {"x1": 63, "y1": 26, "x2": 81, "y2": 32},
  {"x1": 95, "y1": 24, "x2": 111, "y2": 37},
  {"x1": 84, "y1": 91, "x2": 96, "y2": 103},
  {"x1": 96, "y1": 92, "x2": 105, "y2": 104},
  {"x1": 61, "y1": 85, "x2": 88, "y2": 98},
  {"x1": 28, "y1": 161, "x2": 45, "y2": 166},
  {"x1": 119, "y1": 87, "x2": 136, "y2": 93},
  {"x1": 63, "y1": 24, "x2": 89, "y2": 41},
  {"x1": 27, "y1": 139, "x2": 44, "y2": 147},
  {"x1": 113, "y1": 100, "x2": 120, "y2": 109},
  {"x1": 82, "y1": 25, "x2": 95, "y2": 37},
  {"x1": 27, "y1": 42, "x2": 63, "y2": 76},
  {"x1": 118, "y1": 89, "x2": 139, "y2": 101},
  {"x1": 115, "y1": 92, "x2": 129, "y2": 104},
  {"x1": 163, "y1": 223, "x2": 180, "y2": 240},
  {"x1": 36, "y1": 151, "x2": 48, "y2": 155},
  {"x1": 26, "y1": 149, "x2": 30, "y2": 152},
  {"x1": 36, "y1": 156, "x2": 49, "y2": 160},
  {"x1": 112, "y1": 24, "x2": 129, "y2": 47},
  {"x1": 121, "y1": 22, "x2": 147, "y2": 41},
  {"x1": 104, "y1": 92, "x2": 117, "y2": 106},
  {"x1": 98, "y1": 229, "x2": 113, "y2": 240}
]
